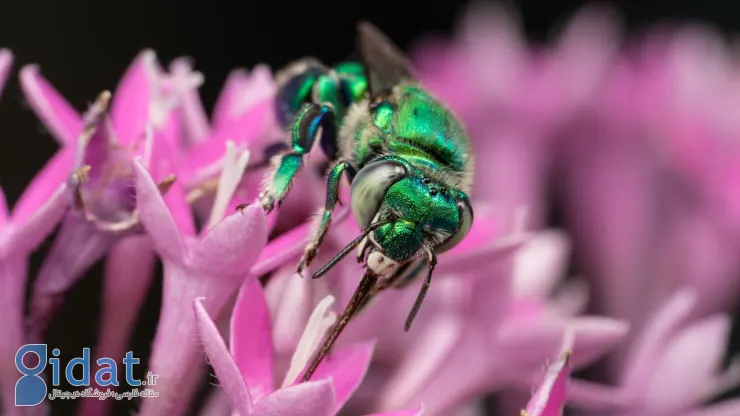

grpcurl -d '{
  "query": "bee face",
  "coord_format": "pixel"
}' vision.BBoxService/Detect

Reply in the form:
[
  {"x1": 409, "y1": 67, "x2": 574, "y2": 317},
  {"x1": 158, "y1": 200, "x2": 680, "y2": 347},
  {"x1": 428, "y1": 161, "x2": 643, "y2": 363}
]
[{"x1": 350, "y1": 157, "x2": 473, "y2": 267}]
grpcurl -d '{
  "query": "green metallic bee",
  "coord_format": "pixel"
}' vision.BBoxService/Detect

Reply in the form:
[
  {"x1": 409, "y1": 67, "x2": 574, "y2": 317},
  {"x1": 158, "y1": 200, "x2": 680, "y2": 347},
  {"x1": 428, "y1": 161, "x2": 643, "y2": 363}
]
[{"x1": 244, "y1": 22, "x2": 474, "y2": 381}]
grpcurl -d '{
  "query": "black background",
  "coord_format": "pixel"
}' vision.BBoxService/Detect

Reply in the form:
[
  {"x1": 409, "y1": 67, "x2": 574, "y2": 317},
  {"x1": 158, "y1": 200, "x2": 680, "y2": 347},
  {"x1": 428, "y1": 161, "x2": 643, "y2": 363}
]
[{"x1": 1, "y1": 0, "x2": 740, "y2": 414}]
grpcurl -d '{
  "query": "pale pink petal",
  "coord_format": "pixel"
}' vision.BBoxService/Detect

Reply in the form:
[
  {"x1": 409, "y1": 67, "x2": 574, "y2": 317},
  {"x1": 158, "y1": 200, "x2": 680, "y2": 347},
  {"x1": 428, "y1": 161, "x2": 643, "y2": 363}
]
[
  {"x1": 364, "y1": 406, "x2": 424, "y2": 416},
  {"x1": 251, "y1": 379, "x2": 336, "y2": 416},
  {"x1": 551, "y1": 4, "x2": 620, "y2": 112},
  {"x1": 210, "y1": 98, "x2": 276, "y2": 148},
  {"x1": 6, "y1": 182, "x2": 69, "y2": 254},
  {"x1": 309, "y1": 341, "x2": 375, "y2": 413},
  {"x1": 497, "y1": 317, "x2": 628, "y2": 369},
  {"x1": 170, "y1": 57, "x2": 210, "y2": 144},
  {"x1": 19, "y1": 64, "x2": 82, "y2": 145},
  {"x1": 212, "y1": 68, "x2": 250, "y2": 129},
  {"x1": 230, "y1": 277, "x2": 274, "y2": 403},
  {"x1": 11, "y1": 147, "x2": 74, "y2": 226},
  {"x1": 620, "y1": 289, "x2": 696, "y2": 390},
  {"x1": 268, "y1": 269, "x2": 313, "y2": 354},
  {"x1": 512, "y1": 230, "x2": 570, "y2": 299},
  {"x1": 379, "y1": 315, "x2": 464, "y2": 410},
  {"x1": 523, "y1": 351, "x2": 571, "y2": 416},
  {"x1": 0, "y1": 49, "x2": 12, "y2": 97},
  {"x1": 110, "y1": 50, "x2": 155, "y2": 145},
  {"x1": 132, "y1": 158, "x2": 186, "y2": 261},
  {"x1": 684, "y1": 399, "x2": 740, "y2": 416},
  {"x1": 190, "y1": 206, "x2": 267, "y2": 276},
  {"x1": 194, "y1": 297, "x2": 253, "y2": 414},
  {"x1": 646, "y1": 314, "x2": 733, "y2": 411}
]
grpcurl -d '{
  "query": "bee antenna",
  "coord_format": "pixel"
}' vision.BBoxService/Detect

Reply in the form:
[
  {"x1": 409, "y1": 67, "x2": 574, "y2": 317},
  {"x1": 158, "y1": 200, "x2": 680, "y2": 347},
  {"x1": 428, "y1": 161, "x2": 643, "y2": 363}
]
[
  {"x1": 404, "y1": 246, "x2": 437, "y2": 332},
  {"x1": 312, "y1": 219, "x2": 391, "y2": 279}
]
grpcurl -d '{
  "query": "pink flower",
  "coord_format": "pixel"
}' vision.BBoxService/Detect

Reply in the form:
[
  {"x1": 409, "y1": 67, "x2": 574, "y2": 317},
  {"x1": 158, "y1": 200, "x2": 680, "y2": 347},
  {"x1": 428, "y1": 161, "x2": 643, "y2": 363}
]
[
  {"x1": 0, "y1": 48, "x2": 75, "y2": 416},
  {"x1": 193, "y1": 276, "x2": 423, "y2": 416},
  {"x1": 368, "y1": 230, "x2": 625, "y2": 415},
  {"x1": 131, "y1": 149, "x2": 268, "y2": 415},
  {"x1": 566, "y1": 289, "x2": 740, "y2": 416},
  {"x1": 413, "y1": 4, "x2": 619, "y2": 228},
  {"x1": 22, "y1": 51, "x2": 184, "y2": 343}
]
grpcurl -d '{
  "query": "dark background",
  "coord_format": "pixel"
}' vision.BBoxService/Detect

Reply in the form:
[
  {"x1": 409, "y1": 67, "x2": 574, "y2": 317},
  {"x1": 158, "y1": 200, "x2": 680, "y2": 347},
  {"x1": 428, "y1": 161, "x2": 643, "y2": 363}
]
[{"x1": 1, "y1": 0, "x2": 740, "y2": 414}]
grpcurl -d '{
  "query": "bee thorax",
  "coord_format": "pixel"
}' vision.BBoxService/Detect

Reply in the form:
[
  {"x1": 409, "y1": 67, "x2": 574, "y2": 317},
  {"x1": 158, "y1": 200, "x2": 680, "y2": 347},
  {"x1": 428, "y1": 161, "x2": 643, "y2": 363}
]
[{"x1": 366, "y1": 251, "x2": 399, "y2": 276}]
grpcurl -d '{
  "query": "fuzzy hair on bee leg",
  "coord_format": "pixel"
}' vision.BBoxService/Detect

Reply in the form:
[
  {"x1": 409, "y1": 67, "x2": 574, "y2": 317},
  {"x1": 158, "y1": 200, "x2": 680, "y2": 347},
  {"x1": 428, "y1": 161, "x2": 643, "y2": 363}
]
[{"x1": 296, "y1": 160, "x2": 356, "y2": 274}]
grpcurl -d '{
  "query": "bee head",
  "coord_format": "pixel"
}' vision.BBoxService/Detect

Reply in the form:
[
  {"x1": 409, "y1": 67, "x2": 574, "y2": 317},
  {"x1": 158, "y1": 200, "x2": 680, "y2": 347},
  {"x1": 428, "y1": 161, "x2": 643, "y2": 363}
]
[{"x1": 350, "y1": 157, "x2": 473, "y2": 273}]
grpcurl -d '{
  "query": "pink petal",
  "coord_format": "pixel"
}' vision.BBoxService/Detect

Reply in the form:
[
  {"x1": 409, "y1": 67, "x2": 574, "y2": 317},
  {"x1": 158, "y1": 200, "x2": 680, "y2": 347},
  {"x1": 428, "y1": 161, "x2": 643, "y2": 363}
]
[
  {"x1": 251, "y1": 379, "x2": 336, "y2": 416},
  {"x1": 19, "y1": 64, "x2": 82, "y2": 145},
  {"x1": 379, "y1": 315, "x2": 465, "y2": 411},
  {"x1": 309, "y1": 341, "x2": 375, "y2": 413},
  {"x1": 111, "y1": 50, "x2": 156, "y2": 145},
  {"x1": 523, "y1": 351, "x2": 571, "y2": 416},
  {"x1": 252, "y1": 222, "x2": 309, "y2": 277},
  {"x1": 193, "y1": 297, "x2": 253, "y2": 414},
  {"x1": 190, "y1": 205, "x2": 267, "y2": 276},
  {"x1": 267, "y1": 268, "x2": 313, "y2": 355},
  {"x1": 620, "y1": 289, "x2": 696, "y2": 390},
  {"x1": 212, "y1": 69, "x2": 250, "y2": 129},
  {"x1": 646, "y1": 314, "x2": 732, "y2": 411},
  {"x1": 6, "y1": 182, "x2": 69, "y2": 255},
  {"x1": 497, "y1": 316, "x2": 628, "y2": 370},
  {"x1": 684, "y1": 399, "x2": 740, "y2": 416},
  {"x1": 132, "y1": 158, "x2": 187, "y2": 261},
  {"x1": 230, "y1": 277, "x2": 274, "y2": 403},
  {"x1": 10, "y1": 147, "x2": 74, "y2": 228},
  {"x1": 0, "y1": 49, "x2": 12, "y2": 97},
  {"x1": 512, "y1": 230, "x2": 570, "y2": 299},
  {"x1": 147, "y1": 137, "x2": 197, "y2": 237},
  {"x1": 170, "y1": 57, "x2": 210, "y2": 144},
  {"x1": 363, "y1": 407, "x2": 424, "y2": 416}
]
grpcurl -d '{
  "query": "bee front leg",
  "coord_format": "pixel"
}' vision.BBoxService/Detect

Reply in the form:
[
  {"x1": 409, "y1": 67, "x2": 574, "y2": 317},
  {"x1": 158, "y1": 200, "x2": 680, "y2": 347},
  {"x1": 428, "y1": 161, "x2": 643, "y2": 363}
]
[
  {"x1": 297, "y1": 160, "x2": 356, "y2": 274},
  {"x1": 256, "y1": 102, "x2": 336, "y2": 213}
]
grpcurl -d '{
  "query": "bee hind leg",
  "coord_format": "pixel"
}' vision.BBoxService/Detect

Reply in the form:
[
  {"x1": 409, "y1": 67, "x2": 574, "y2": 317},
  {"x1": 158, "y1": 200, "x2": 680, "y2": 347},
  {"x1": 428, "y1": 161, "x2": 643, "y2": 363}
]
[
  {"x1": 297, "y1": 159, "x2": 356, "y2": 274},
  {"x1": 256, "y1": 102, "x2": 336, "y2": 213}
]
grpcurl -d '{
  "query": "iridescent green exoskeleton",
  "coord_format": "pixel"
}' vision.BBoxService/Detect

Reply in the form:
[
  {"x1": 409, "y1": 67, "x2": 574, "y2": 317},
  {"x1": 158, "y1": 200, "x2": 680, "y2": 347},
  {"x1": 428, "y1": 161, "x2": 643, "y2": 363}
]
[{"x1": 243, "y1": 22, "x2": 474, "y2": 381}]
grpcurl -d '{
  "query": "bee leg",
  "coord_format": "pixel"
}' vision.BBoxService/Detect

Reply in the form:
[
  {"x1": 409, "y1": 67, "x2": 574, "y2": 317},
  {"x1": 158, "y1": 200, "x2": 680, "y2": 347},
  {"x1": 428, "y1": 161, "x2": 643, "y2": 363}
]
[
  {"x1": 257, "y1": 103, "x2": 336, "y2": 213},
  {"x1": 404, "y1": 248, "x2": 437, "y2": 332},
  {"x1": 297, "y1": 160, "x2": 356, "y2": 274}
]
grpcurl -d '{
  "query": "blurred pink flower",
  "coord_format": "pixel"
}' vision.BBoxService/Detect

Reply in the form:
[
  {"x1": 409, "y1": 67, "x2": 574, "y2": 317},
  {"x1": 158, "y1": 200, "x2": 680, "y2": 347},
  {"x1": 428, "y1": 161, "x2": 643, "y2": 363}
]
[
  {"x1": 567, "y1": 289, "x2": 740, "y2": 416},
  {"x1": 413, "y1": 4, "x2": 620, "y2": 228},
  {"x1": 193, "y1": 277, "x2": 423, "y2": 416},
  {"x1": 368, "y1": 230, "x2": 625, "y2": 415}
]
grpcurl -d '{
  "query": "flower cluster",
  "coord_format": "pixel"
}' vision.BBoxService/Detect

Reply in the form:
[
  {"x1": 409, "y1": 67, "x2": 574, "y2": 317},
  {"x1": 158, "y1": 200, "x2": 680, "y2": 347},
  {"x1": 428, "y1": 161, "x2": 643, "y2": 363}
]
[{"x1": 0, "y1": 3, "x2": 737, "y2": 416}]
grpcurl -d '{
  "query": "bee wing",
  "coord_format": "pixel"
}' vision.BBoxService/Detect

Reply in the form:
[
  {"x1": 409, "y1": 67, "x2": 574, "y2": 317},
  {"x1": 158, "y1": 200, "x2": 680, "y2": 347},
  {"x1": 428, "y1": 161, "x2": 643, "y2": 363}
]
[{"x1": 356, "y1": 21, "x2": 415, "y2": 97}]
